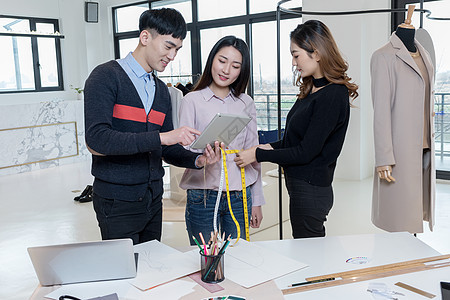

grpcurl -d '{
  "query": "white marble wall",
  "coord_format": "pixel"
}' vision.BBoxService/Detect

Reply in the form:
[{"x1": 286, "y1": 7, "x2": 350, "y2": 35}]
[{"x1": 0, "y1": 99, "x2": 90, "y2": 176}]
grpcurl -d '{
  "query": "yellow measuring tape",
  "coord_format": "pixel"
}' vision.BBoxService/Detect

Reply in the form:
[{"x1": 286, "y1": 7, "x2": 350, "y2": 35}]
[{"x1": 220, "y1": 148, "x2": 250, "y2": 243}]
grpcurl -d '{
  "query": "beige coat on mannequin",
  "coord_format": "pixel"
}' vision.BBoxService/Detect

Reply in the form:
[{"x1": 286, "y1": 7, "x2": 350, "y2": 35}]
[{"x1": 371, "y1": 33, "x2": 435, "y2": 233}]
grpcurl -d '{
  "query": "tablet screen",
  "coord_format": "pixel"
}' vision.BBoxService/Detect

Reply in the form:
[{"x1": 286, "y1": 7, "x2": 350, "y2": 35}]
[{"x1": 190, "y1": 113, "x2": 252, "y2": 149}]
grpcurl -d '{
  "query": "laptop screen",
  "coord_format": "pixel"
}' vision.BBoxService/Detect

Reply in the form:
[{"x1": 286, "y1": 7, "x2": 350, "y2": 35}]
[{"x1": 28, "y1": 238, "x2": 136, "y2": 286}]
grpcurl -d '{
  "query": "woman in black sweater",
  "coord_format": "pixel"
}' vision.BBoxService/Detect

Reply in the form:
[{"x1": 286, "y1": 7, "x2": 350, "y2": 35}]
[{"x1": 235, "y1": 20, "x2": 358, "y2": 238}]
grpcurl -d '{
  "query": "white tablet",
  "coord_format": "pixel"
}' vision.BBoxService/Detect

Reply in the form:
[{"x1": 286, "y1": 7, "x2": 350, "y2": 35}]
[{"x1": 190, "y1": 113, "x2": 252, "y2": 149}]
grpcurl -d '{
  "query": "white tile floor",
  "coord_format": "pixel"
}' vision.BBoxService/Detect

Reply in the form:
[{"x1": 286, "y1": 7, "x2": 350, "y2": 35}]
[{"x1": 1, "y1": 160, "x2": 449, "y2": 300}]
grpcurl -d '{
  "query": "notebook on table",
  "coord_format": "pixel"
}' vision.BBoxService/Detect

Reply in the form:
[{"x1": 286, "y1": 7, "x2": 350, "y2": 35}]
[{"x1": 28, "y1": 238, "x2": 137, "y2": 286}]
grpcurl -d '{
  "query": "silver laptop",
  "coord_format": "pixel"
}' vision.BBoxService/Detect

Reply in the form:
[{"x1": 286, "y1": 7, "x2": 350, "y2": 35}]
[{"x1": 28, "y1": 238, "x2": 137, "y2": 286}]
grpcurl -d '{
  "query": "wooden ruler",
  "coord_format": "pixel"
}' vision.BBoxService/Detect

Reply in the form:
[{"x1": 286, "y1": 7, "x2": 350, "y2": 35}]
[
  {"x1": 282, "y1": 254, "x2": 450, "y2": 295},
  {"x1": 395, "y1": 282, "x2": 436, "y2": 299},
  {"x1": 307, "y1": 254, "x2": 450, "y2": 281}
]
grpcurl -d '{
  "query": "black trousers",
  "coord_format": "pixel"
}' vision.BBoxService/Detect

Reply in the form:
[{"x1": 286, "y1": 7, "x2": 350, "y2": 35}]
[
  {"x1": 92, "y1": 186, "x2": 162, "y2": 245},
  {"x1": 285, "y1": 175, "x2": 334, "y2": 239}
]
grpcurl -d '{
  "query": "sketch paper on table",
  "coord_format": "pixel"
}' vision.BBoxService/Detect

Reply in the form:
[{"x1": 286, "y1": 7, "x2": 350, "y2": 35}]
[
  {"x1": 131, "y1": 240, "x2": 200, "y2": 291},
  {"x1": 225, "y1": 240, "x2": 308, "y2": 288}
]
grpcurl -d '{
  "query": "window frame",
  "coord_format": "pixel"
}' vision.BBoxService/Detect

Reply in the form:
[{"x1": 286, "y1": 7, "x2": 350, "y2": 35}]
[
  {"x1": 0, "y1": 14, "x2": 64, "y2": 94},
  {"x1": 112, "y1": 1, "x2": 149, "y2": 60}
]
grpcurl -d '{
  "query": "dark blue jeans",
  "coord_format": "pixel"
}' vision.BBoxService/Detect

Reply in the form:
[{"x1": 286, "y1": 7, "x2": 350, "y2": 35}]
[
  {"x1": 92, "y1": 187, "x2": 162, "y2": 245},
  {"x1": 285, "y1": 175, "x2": 333, "y2": 239},
  {"x1": 185, "y1": 188, "x2": 252, "y2": 246}
]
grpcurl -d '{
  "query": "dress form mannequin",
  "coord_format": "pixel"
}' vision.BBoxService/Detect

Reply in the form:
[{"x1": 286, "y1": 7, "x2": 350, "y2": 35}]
[
  {"x1": 371, "y1": 3, "x2": 435, "y2": 233},
  {"x1": 394, "y1": 5, "x2": 417, "y2": 52},
  {"x1": 395, "y1": 27, "x2": 416, "y2": 52},
  {"x1": 376, "y1": 4, "x2": 416, "y2": 183}
]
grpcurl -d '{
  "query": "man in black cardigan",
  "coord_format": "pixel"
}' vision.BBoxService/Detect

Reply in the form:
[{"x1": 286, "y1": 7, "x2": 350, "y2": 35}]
[{"x1": 84, "y1": 8, "x2": 218, "y2": 244}]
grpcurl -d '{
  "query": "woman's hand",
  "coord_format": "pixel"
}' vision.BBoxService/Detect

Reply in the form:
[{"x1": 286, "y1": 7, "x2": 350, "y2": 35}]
[
  {"x1": 250, "y1": 206, "x2": 263, "y2": 228},
  {"x1": 234, "y1": 146, "x2": 257, "y2": 168},
  {"x1": 258, "y1": 143, "x2": 273, "y2": 151},
  {"x1": 235, "y1": 144, "x2": 272, "y2": 168},
  {"x1": 195, "y1": 141, "x2": 224, "y2": 167}
]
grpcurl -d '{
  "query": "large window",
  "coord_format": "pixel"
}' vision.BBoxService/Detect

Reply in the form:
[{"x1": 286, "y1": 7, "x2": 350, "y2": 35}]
[
  {"x1": 200, "y1": 25, "x2": 245, "y2": 69},
  {"x1": 113, "y1": 0, "x2": 302, "y2": 130},
  {"x1": 115, "y1": 3, "x2": 148, "y2": 33},
  {"x1": 152, "y1": 0, "x2": 192, "y2": 23},
  {"x1": 152, "y1": 0, "x2": 194, "y2": 85},
  {"x1": 252, "y1": 18, "x2": 300, "y2": 131},
  {"x1": 113, "y1": 2, "x2": 148, "y2": 59},
  {"x1": 197, "y1": 0, "x2": 245, "y2": 21},
  {"x1": 113, "y1": 1, "x2": 194, "y2": 85},
  {"x1": 249, "y1": 0, "x2": 299, "y2": 14},
  {"x1": 0, "y1": 15, "x2": 63, "y2": 93}
]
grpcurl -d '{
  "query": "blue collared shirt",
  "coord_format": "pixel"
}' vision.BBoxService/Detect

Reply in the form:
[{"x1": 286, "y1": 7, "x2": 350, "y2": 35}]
[{"x1": 117, "y1": 52, "x2": 155, "y2": 114}]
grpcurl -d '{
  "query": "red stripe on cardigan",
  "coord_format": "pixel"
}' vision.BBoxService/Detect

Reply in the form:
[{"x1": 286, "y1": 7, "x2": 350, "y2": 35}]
[
  {"x1": 147, "y1": 109, "x2": 166, "y2": 126},
  {"x1": 112, "y1": 104, "x2": 147, "y2": 123}
]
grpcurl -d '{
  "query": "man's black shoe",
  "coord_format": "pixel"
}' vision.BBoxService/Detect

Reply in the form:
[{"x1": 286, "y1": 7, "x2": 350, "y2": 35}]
[
  {"x1": 74, "y1": 185, "x2": 93, "y2": 201},
  {"x1": 78, "y1": 193, "x2": 93, "y2": 203}
]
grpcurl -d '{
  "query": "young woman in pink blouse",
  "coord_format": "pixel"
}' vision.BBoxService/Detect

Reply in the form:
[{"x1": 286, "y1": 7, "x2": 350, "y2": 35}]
[{"x1": 178, "y1": 36, "x2": 265, "y2": 245}]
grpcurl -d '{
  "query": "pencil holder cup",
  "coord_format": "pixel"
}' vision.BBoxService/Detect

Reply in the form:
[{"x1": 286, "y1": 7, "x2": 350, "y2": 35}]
[{"x1": 200, "y1": 250, "x2": 225, "y2": 283}]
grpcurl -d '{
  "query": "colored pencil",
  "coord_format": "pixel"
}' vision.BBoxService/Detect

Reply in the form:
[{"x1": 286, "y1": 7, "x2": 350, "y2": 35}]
[
  {"x1": 192, "y1": 235, "x2": 203, "y2": 253},
  {"x1": 199, "y1": 232, "x2": 209, "y2": 255}
]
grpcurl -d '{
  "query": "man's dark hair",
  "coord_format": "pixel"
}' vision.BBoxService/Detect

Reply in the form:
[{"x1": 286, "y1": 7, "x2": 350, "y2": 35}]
[{"x1": 139, "y1": 8, "x2": 187, "y2": 39}]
